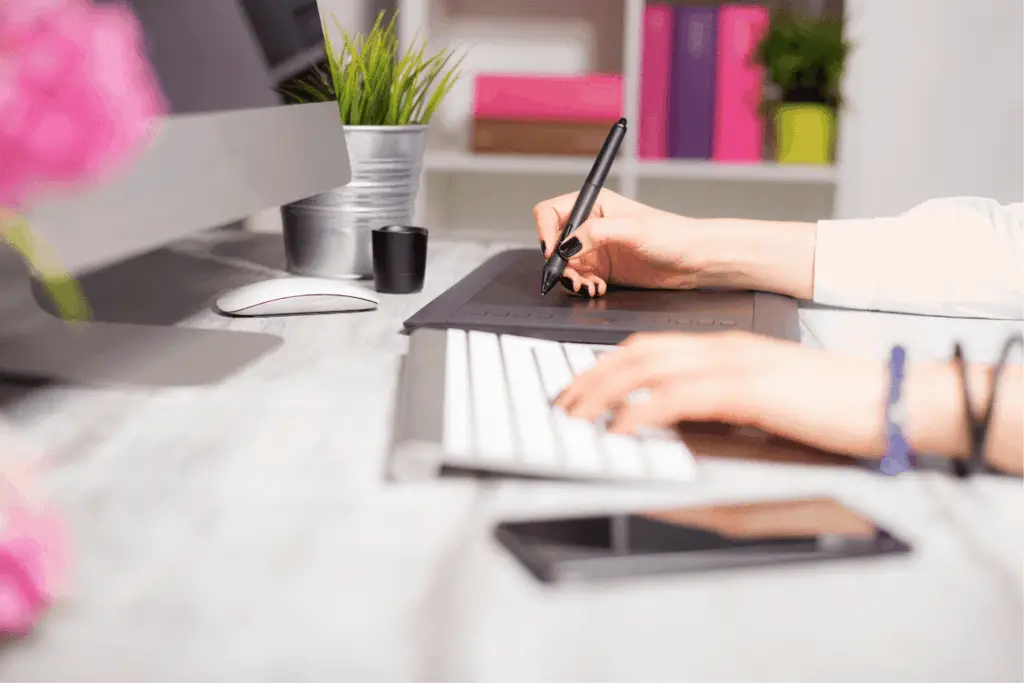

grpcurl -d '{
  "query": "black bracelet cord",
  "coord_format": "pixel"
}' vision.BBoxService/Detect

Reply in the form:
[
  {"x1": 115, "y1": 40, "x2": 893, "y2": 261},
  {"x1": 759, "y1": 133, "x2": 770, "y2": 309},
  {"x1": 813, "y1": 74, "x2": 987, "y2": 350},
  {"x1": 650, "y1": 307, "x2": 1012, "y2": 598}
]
[{"x1": 951, "y1": 334, "x2": 1023, "y2": 477}]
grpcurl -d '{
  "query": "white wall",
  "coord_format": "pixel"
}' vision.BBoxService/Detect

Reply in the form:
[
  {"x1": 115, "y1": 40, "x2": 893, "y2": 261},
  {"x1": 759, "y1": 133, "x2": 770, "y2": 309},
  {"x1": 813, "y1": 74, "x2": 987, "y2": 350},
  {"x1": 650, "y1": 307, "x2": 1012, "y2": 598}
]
[
  {"x1": 836, "y1": 0, "x2": 1024, "y2": 218},
  {"x1": 317, "y1": 0, "x2": 394, "y2": 43}
]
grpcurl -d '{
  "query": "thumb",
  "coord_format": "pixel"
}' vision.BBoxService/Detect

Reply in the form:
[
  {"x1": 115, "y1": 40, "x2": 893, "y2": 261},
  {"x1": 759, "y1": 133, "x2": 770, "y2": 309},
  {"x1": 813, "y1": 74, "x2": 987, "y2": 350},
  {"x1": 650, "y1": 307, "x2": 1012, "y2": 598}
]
[{"x1": 555, "y1": 216, "x2": 640, "y2": 262}]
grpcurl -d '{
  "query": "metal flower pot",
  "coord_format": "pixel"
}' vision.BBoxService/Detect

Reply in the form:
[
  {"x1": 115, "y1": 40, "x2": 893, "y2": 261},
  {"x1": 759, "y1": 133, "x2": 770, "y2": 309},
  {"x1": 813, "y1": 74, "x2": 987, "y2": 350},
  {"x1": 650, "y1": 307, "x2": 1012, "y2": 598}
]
[{"x1": 281, "y1": 124, "x2": 428, "y2": 279}]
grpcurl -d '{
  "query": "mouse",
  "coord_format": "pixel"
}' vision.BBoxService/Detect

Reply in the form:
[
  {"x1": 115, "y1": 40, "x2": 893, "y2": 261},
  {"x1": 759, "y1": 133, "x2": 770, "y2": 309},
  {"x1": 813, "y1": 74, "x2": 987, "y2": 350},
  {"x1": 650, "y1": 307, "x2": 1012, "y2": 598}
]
[{"x1": 215, "y1": 277, "x2": 379, "y2": 316}]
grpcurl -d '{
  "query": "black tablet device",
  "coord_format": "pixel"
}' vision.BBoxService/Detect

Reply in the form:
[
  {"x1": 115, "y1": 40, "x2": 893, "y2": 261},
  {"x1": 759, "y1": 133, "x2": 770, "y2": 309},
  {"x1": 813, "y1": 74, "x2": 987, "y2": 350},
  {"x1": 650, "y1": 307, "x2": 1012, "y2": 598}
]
[
  {"x1": 404, "y1": 249, "x2": 800, "y2": 344},
  {"x1": 494, "y1": 496, "x2": 912, "y2": 584}
]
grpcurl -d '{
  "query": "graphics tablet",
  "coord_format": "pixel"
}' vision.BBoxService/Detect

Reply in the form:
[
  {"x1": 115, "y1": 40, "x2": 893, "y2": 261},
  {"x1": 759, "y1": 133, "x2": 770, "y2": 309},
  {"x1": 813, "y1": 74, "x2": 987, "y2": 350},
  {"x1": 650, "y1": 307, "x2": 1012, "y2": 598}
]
[{"x1": 404, "y1": 249, "x2": 801, "y2": 344}]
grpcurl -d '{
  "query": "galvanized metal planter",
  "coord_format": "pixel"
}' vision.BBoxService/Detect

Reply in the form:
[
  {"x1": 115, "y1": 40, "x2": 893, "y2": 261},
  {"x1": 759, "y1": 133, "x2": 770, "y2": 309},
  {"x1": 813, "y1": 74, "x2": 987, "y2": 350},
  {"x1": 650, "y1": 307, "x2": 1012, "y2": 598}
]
[{"x1": 281, "y1": 124, "x2": 428, "y2": 279}]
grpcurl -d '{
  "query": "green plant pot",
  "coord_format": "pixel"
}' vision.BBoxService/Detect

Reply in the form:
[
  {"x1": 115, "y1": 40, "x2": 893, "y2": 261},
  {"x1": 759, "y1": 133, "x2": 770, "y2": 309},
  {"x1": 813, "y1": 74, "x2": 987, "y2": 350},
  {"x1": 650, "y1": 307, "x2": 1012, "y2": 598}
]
[{"x1": 774, "y1": 103, "x2": 836, "y2": 164}]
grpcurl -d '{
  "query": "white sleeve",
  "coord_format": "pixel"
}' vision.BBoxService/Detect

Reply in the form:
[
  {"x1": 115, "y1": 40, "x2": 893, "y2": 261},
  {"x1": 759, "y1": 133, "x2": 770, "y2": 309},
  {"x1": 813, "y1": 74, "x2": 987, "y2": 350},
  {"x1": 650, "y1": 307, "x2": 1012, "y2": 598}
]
[{"x1": 812, "y1": 197, "x2": 1024, "y2": 319}]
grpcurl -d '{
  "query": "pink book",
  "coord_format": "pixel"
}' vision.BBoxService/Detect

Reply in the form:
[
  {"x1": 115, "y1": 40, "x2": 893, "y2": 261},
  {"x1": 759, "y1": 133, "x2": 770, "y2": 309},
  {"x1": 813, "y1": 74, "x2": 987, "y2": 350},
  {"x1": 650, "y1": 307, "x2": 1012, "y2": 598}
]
[
  {"x1": 638, "y1": 4, "x2": 674, "y2": 159},
  {"x1": 473, "y1": 74, "x2": 623, "y2": 123},
  {"x1": 712, "y1": 4, "x2": 770, "y2": 162}
]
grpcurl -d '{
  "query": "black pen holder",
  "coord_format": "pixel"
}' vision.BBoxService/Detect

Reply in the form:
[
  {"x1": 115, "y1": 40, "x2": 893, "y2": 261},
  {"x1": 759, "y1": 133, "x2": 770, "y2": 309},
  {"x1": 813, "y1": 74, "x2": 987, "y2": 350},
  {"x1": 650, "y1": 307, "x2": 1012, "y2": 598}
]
[{"x1": 372, "y1": 225, "x2": 428, "y2": 294}]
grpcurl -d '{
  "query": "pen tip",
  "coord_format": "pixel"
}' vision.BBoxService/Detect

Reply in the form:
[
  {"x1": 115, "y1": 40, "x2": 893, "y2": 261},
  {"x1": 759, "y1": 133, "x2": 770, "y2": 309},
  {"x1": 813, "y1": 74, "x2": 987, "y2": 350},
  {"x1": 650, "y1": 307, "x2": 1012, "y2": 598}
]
[{"x1": 617, "y1": 117, "x2": 627, "y2": 126}]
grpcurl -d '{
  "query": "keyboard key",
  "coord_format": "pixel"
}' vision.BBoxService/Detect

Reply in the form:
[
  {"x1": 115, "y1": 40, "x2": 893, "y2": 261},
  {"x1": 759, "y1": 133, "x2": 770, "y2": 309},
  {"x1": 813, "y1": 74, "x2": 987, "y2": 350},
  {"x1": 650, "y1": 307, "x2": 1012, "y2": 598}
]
[
  {"x1": 500, "y1": 335, "x2": 558, "y2": 465},
  {"x1": 553, "y1": 410, "x2": 604, "y2": 473},
  {"x1": 442, "y1": 329, "x2": 472, "y2": 456},
  {"x1": 468, "y1": 331, "x2": 516, "y2": 461},
  {"x1": 563, "y1": 343, "x2": 598, "y2": 376},
  {"x1": 642, "y1": 437, "x2": 697, "y2": 481},
  {"x1": 532, "y1": 341, "x2": 574, "y2": 399},
  {"x1": 601, "y1": 431, "x2": 648, "y2": 478}
]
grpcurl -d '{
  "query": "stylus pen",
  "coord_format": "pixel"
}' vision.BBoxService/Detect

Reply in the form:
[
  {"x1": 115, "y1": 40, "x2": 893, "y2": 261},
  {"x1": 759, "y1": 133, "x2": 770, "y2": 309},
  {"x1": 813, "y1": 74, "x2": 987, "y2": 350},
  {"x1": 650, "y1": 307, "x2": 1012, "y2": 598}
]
[{"x1": 540, "y1": 117, "x2": 628, "y2": 296}]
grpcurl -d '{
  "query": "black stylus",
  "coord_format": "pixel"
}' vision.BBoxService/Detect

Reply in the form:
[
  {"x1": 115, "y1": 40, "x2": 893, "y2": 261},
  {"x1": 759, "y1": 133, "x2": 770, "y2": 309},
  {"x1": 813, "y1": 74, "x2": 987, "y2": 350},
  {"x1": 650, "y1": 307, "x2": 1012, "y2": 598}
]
[{"x1": 540, "y1": 117, "x2": 628, "y2": 296}]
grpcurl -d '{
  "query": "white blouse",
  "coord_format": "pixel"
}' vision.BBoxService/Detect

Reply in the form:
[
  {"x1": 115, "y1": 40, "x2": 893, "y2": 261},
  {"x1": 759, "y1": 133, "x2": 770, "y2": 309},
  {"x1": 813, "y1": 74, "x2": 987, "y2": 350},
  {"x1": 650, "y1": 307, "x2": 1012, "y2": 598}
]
[{"x1": 813, "y1": 197, "x2": 1024, "y2": 320}]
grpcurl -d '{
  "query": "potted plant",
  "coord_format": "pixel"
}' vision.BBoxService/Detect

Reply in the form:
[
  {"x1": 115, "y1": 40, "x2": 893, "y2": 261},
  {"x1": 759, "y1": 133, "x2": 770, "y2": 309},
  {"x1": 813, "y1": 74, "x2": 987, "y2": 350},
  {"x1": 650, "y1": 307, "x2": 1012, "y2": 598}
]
[
  {"x1": 278, "y1": 11, "x2": 465, "y2": 279},
  {"x1": 753, "y1": 9, "x2": 850, "y2": 165}
]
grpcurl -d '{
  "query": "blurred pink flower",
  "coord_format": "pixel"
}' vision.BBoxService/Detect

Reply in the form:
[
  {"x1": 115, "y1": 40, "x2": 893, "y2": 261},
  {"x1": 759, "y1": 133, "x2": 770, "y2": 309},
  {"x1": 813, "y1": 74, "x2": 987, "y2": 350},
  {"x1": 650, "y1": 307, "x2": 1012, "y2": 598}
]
[
  {"x1": 0, "y1": 505, "x2": 66, "y2": 636},
  {"x1": 0, "y1": 0, "x2": 167, "y2": 209},
  {"x1": 0, "y1": 442, "x2": 70, "y2": 638}
]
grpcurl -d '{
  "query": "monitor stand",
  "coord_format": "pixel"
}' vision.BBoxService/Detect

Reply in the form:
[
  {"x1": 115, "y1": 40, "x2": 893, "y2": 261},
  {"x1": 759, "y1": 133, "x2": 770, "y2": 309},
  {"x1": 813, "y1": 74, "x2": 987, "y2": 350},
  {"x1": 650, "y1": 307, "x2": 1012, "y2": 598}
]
[{"x1": 0, "y1": 316, "x2": 282, "y2": 387}]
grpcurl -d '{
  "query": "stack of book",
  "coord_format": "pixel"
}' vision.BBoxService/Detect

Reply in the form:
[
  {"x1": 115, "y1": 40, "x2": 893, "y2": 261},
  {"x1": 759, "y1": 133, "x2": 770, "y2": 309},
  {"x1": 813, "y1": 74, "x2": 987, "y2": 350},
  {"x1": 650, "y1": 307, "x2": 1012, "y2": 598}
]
[
  {"x1": 470, "y1": 74, "x2": 624, "y2": 156},
  {"x1": 639, "y1": 3, "x2": 770, "y2": 162}
]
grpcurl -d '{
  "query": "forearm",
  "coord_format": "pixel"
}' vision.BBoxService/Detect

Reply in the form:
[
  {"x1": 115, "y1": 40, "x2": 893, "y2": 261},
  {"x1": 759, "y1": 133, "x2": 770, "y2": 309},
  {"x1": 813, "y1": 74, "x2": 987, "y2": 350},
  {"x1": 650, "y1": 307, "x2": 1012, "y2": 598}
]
[
  {"x1": 694, "y1": 218, "x2": 817, "y2": 299},
  {"x1": 906, "y1": 362, "x2": 1023, "y2": 476}
]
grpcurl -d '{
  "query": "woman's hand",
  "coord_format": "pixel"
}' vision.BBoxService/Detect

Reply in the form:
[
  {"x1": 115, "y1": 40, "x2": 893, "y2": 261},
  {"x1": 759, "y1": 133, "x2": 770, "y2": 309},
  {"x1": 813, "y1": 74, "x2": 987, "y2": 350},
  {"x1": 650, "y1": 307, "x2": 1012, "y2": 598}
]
[
  {"x1": 533, "y1": 190, "x2": 817, "y2": 300},
  {"x1": 533, "y1": 190, "x2": 712, "y2": 296},
  {"x1": 554, "y1": 330, "x2": 968, "y2": 462}
]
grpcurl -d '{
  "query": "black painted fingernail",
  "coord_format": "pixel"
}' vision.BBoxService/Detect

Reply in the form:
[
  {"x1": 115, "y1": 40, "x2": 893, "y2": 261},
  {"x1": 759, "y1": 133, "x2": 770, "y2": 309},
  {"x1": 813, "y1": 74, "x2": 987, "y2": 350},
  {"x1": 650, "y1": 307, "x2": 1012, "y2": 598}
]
[
  {"x1": 559, "y1": 276, "x2": 574, "y2": 292},
  {"x1": 540, "y1": 240, "x2": 546, "y2": 254},
  {"x1": 557, "y1": 237, "x2": 582, "y2": 259}
]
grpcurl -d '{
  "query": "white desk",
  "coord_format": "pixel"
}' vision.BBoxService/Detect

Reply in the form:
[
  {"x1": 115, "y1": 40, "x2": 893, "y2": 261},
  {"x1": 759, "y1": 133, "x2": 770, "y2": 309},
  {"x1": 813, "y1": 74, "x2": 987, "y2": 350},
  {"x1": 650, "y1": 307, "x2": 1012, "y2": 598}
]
[{"x1": 0, "y1": 232, "x2": 1021, "y2": 682}]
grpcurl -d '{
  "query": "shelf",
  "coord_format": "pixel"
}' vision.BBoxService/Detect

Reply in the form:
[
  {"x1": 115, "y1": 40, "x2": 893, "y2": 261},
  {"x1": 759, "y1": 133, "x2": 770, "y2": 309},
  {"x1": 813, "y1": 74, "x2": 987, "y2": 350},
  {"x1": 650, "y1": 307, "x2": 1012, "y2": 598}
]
[
  {"x1": 423, "y1": 150, "x2": 621, "y2": 176},
  {"x1": 636, "y1": 159, "x2": 837, "y2": 185},
  {"x1": 423, "y1": 150, "x2": 837, "y2": 185},
  {"x1": 269, "y1": 44, "x2": 326, "y2": 83}
]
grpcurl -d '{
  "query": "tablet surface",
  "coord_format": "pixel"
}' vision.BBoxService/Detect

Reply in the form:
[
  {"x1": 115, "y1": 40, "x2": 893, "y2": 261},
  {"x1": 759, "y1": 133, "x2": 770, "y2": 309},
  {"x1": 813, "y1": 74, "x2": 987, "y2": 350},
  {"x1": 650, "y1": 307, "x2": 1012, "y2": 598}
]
[{"x1": 404, "y1": 249, "x2": 800, "y2": 344}]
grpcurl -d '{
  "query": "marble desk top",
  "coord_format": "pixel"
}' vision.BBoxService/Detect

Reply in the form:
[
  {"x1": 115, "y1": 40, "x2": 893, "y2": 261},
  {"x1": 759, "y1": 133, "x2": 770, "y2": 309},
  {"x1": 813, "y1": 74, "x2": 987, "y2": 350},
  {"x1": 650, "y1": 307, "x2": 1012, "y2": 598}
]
[{"x1": 0, "y1": 231, "x2": 1020, "y2": 682}]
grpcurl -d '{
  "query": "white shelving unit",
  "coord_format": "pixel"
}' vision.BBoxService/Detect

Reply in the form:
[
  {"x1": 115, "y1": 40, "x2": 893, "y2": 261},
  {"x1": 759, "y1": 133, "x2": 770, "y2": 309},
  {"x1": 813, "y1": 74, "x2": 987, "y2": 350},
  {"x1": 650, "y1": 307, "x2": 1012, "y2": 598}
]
[{"x1": 397, "y1": 0, "x2": 839, "y2": 230}]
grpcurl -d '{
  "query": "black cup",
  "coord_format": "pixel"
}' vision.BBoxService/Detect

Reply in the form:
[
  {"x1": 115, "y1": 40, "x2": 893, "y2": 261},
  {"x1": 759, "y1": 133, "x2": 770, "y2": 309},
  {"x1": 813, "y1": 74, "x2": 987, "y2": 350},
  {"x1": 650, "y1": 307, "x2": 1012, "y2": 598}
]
[{"x1": 372, "y1": 225, "x2": 428, "y2": 294}]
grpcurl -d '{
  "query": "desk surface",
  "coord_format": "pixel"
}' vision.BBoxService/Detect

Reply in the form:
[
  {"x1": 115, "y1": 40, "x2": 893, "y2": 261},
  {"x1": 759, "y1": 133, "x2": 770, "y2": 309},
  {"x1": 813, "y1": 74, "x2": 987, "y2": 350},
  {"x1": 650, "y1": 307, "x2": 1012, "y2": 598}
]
[{"x1": 0, "y1": 232, "x2": 1021, "y2": 682}]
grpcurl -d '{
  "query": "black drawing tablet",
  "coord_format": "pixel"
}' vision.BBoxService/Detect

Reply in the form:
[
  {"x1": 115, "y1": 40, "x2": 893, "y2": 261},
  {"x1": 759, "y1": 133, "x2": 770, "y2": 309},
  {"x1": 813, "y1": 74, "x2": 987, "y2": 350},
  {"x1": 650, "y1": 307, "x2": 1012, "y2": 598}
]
[{"x1": 403, "y1": 249, "x2": 801, "y2": 345}]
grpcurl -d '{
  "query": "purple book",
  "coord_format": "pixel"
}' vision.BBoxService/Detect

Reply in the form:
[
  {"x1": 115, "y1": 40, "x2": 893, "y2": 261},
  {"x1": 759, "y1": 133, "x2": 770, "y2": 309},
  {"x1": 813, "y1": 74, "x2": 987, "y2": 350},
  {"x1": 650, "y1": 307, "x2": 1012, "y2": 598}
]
[{"x1": 668, "y1": 6, "x2": 718, "y2": 159}]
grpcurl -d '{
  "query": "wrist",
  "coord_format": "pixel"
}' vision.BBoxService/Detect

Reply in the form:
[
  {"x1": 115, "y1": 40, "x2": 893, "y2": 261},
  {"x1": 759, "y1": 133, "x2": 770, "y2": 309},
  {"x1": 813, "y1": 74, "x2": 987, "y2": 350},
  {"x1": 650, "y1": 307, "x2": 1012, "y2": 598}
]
[
  {"x1": 691, "y1": 218, "x2": 817, "y2": 299},
  {"x1": 905, "y1": 362, "x2": 1023, "y2": 475}
]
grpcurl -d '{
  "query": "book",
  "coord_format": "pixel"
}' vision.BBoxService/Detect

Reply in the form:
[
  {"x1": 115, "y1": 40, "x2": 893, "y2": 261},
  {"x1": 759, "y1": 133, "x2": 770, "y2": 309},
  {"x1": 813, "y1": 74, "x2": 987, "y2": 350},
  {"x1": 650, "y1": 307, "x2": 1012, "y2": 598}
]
[
  {"x1": 471, "y1": 119, "x2": 616, "y2": 156},
  {"x1": 472, "y1": 74, "x2": 623, "y2": 123},
  {"x1": 712, "y1": 4, "x2": 769, "y2": 162},
  {"x1": 638, "y1": 3, "x2": 674, "y2": 159},
  {"x1": 668, "y1": 6, "x2": 718, "y2": 159}
]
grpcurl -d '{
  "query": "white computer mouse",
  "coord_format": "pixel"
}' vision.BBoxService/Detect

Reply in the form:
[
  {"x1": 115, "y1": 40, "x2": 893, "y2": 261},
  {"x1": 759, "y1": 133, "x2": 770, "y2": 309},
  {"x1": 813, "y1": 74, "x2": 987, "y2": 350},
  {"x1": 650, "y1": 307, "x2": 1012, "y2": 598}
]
[{"x1": 215, "y1": 277, "x2": 379, "y2": 316}]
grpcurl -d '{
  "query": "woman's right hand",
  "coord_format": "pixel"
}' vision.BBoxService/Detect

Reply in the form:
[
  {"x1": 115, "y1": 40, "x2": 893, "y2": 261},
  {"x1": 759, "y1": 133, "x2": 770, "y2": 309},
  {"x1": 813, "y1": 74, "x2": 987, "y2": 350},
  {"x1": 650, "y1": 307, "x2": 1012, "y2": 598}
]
[
  {"x1": 533, "y1": 189, "x2": 709, "y2": 297},
  {"x1": 533, "y1": 189, "x2": 818, "y2": 300}
]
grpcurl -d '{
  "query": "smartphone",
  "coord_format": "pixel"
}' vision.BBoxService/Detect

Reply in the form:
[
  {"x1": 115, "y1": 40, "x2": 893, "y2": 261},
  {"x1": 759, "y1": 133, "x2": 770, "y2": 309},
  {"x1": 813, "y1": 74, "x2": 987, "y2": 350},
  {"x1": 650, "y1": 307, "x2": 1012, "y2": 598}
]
[{"x1": 494, "y1": 496, "x2": 911, "y2": 584}]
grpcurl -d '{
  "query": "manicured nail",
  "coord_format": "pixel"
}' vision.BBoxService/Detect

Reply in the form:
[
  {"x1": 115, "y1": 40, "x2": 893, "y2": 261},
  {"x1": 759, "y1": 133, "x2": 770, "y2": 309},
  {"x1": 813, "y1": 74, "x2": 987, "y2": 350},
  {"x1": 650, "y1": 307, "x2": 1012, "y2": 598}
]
[
  {"x1": 557, "y1": 237, "x2": 582, "y2": 259},
  {"x1": 559, "y1": 276, "x2": 575, "y2": 292},
  {"x1": 540, "y1": 240, "x2": 546, "y2": 254}
]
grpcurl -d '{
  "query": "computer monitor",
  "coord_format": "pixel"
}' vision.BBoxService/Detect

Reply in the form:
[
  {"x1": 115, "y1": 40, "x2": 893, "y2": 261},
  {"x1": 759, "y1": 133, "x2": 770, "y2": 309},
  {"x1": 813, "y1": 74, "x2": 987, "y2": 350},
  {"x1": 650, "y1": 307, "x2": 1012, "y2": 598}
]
[{"x1": 0, "y1": 2, "x2": 350, "y2": 387}]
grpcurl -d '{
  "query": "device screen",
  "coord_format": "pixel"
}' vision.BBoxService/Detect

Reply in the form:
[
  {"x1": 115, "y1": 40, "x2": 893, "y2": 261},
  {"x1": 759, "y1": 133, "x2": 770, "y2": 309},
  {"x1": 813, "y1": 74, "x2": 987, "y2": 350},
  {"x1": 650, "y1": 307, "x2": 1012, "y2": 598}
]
[{"x1": 496, "y1": 497, "x2": 909, "y2": 580}]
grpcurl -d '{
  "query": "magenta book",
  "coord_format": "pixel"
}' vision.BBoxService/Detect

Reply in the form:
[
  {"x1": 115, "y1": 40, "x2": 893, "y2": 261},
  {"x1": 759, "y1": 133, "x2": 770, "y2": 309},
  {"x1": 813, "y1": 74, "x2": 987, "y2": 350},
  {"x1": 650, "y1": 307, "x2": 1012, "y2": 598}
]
[
  {"x1": 712, "y1": 4, "x2": 770, "y2": 162},
  {"x1": 472, "y1": 74, "x2": 623, "y2": 123},
  {"x1": 638, "y1": 4, "x2": 674, "y2": 159}
]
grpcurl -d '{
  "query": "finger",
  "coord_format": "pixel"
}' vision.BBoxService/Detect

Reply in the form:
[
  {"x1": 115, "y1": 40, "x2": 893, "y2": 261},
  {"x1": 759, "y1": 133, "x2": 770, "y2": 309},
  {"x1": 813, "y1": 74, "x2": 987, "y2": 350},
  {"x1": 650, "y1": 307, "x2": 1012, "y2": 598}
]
[
  {"x1": 555, "y1": 216, "x2": 640, "y2": 263},
  {"x1": 595, "y1": 277, "x2": 608, "y2": 297},
  {"x1": 578, "y1": 274, "x2": 601, "y2": 298},
  {"x1": 557, "y1": 331, "x2": 748, "y2": 413},
  {"x1": 555, "y1": 333, "x2": 666, "y2": 412},
  {"x1": 559, "y1": 268, "x2": 583, "y2": 294},
  {"x1": 534, "y1": 192, "x2": 580, "y2": 256},
  {"x1": 608, "y1": 375, "x2": 747, "y2": 435},
  {"x1": 564, "y1": 354, "x2": 676, "y2": 421}
]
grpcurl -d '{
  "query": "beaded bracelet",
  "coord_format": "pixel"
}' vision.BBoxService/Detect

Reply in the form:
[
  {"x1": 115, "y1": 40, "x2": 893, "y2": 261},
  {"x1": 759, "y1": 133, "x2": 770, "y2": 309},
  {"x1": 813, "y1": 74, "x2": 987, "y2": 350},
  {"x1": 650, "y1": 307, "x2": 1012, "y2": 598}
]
[
  {"x1": 951, "y1": 335, "x2": 1023, "y2": 477},
  {"x1": 880, "y1": 345, "x2": 916, "y2": 476}
]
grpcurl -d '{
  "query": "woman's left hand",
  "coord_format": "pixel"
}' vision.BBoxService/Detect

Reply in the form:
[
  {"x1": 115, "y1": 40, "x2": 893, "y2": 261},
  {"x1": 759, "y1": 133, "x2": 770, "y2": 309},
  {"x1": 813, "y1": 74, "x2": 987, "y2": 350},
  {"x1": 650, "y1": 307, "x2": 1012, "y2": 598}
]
[{"x1": 555, "y1": 331, "x2": 951, "y2": 460}]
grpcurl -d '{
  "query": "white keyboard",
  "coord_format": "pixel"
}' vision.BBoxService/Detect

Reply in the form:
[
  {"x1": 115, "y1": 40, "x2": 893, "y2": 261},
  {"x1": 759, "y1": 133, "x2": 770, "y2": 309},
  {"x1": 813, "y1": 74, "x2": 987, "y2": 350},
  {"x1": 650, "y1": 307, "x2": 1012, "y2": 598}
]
[{"x1": 390, "y1": 328, "x2": 697, "y2": 484}]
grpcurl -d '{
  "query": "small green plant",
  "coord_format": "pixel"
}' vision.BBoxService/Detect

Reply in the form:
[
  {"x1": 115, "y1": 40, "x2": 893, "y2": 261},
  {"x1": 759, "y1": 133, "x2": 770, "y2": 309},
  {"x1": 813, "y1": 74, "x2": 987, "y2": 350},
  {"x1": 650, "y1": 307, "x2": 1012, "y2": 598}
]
[
  {"x1": 753, "y1": 9, "x2": 850, "y2": 110},
  {"x1": 280, "y1": 11, "x2": 466, "y2": 126}
]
